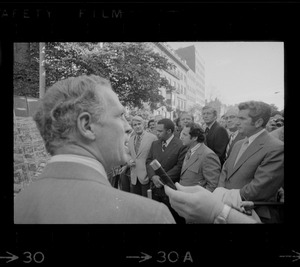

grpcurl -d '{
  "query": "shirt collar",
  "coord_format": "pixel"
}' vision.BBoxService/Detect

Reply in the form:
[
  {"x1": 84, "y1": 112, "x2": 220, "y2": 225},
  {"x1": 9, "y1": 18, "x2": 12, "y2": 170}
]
[
  {"x1": 163, "y1": 134, "x2": 174, "y2": 147},
  {"x1": 206, "y1": 120, "x2": 216, "y2": 130},
  {"x1": 247, "y1": 129, "x2": 266, "y2": 145},
  {"x1": 49, "y1": 154, "x2": 107, "y2": 180},
  {"x1": 229, "y1": 129, "x2": 239, "y2": 139},
  {"x1": 135, "y1": 130, "x2": 145, "y2": 140},
  {"x1": 190, "y1": 142, "x2": 202, "y2": 155}
]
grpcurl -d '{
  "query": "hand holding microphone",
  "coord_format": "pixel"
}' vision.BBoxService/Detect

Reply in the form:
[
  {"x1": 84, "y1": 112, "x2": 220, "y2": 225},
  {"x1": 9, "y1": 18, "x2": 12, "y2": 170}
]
[{"x1": 149, "y1": 159, "x2": 177, "y2": 190}]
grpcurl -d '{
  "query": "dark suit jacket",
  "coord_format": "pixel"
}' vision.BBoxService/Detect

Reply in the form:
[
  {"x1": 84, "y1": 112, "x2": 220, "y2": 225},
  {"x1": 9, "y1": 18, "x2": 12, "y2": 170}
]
[
  {"x1": 218, "y1": 131, "x2": 284, "y2": 222},
  {"x1": 146, "y1": 137, "x2": 187, "y2": 183},
  {"x1": 205, "y1": 121, "x2": 229, "y2": 166},
  {"x1": 226, "y1": 132, "x2": 245, "y2": 159}
]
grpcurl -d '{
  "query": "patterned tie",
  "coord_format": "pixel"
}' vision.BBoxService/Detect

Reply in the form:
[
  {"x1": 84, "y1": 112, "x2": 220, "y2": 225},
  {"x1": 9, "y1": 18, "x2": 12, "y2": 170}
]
[
  {"x1": 135, "y1": 135, "x2": 141, "y2": 154},
  {"x1": 162, "y1": 141, "x2": 167, "y2": 152},
  {"x1": 225, "y1": 132, "x2": 234, "y2": 159},
  {"x1": 234, "y1": 138, "x2": 249, "y2": 167}
]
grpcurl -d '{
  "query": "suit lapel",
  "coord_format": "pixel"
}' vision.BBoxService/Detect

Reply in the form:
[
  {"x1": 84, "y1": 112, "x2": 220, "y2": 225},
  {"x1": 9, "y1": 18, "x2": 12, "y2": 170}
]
[
  {"x1": 227, "y1": 132, "x2": 267, "y2": 179},
  {"x1": 129, "y1": 135, "x2": 137, "y2": 158},
  {"x1": 181, "y1": 144, "x2": 203, "y2": 175},
  {"x1": 136, "y1": 133, "x2": 146, "y2": 157},
  {"x1": 228, "y1": 132, "x2": 246, "y2": 157},
  {"x1": 158, "y1": 137, "x2": 176, "y2": 165}
]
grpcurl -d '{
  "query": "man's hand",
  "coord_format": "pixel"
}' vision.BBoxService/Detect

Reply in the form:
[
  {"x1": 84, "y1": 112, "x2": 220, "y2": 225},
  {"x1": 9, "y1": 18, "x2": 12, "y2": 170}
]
[
  {"x1": 152, "y1": 175, "x2": 164, "y2": 188},
  {"x1": 164, "y1": 183, "x2": 224, "y2": 223},
  {"x1": 128, "y1": 159, "x2": 136, "y2": 167}
]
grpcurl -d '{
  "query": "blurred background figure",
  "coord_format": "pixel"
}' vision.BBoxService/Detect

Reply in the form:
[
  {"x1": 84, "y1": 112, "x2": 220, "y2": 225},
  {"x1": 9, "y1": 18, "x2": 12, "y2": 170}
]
[
  {"x1": 202, "y1": 106, "x2": 229, "y2": 166},
  {"x1": 174, "y1": 112, "x2": 194, "y2": 139},
  {"x1": 224, "y1": 107, "x2": 245, "y2": 159},
  {"x1": 147, "y1": 119, "x2": 157, "y2": 135},
  {"x1": 219, "y1": 114, "x2": 227, "y2": 129}
]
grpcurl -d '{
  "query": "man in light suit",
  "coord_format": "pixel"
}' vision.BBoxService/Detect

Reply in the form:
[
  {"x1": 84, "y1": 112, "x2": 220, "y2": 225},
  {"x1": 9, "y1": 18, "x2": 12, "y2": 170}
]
[
  {"x1": 127, "y1": 115, "x2": 157, "y2": 197},
  {"x1": 224, "y1": 108, "x2": 245, "y2": 159},
  {"x1": 218, "y1": 101, "x2": 284, "y2": 223},
  {"x1": 202, "y1": 106, "x2": 229, "y2": 166},
  {"x1": 14, "y1": 75, "x2": 175, "y2": 224},
  {"x1": 179, "y1": 122, "x2": 221, "y2": 192},
  {"x1": 146, "y1": 118, "x2": 187, "y2": 223}
]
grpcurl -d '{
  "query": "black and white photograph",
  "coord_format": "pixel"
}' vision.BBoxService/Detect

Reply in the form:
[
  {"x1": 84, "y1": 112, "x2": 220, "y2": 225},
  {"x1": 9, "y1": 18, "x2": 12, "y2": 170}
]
[
  {"x1": 2, "y1": 1, "x2": 299, "y2": 266},
  {"x1": 13, "y1": 41, "x2": 284, "y2": 225}
]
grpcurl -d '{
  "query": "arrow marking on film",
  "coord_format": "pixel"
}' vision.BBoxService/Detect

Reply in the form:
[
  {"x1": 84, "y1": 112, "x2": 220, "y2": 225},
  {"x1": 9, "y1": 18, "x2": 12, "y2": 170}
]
[
  {"x1": 0, "y1": 251, "x2": 19, "y2": 263},
  {"x1": 126, "y1": 252, "x2": 152, "y2": 263}
]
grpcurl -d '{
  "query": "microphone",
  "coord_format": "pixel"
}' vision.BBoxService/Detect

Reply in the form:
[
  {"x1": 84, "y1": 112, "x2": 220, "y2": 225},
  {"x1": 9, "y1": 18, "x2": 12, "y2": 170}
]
[{"x1": 150, "y1": 159, "x2": 177, "y2": 190}]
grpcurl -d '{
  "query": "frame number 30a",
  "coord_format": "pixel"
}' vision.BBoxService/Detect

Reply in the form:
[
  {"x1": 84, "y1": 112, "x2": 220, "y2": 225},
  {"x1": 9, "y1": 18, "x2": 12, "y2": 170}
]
[
  {"x1": 157, "y1": 251, "x2": 193, "y2": 263},
  {"x1": 23, "y1": 252, "x2": 45, "y2": 264}
]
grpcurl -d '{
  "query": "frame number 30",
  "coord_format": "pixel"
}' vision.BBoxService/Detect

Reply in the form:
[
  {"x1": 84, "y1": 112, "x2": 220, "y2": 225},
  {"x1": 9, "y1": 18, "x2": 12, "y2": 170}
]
[{"x1": 23, "y1": 251, "x2": 45, "y2": 264}]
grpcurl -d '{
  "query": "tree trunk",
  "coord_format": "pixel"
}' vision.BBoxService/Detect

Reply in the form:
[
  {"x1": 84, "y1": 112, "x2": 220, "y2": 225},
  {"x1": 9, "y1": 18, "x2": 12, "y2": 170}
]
[{"x1": 14, "y1": 43, "x2": 30, "y2": 64}]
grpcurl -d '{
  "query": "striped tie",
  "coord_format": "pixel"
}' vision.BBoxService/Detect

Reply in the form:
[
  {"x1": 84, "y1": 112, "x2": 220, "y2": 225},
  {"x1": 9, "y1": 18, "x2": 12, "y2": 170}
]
[
  {"x1": 225, "y1": 132, "x2": 234, "y2": 158},
  {"x1": 162, "y1": 141, "x2": 167, "y2": 152},
  {"x1": 135, "y1": 135, "x2": 141, "y2": 154}
]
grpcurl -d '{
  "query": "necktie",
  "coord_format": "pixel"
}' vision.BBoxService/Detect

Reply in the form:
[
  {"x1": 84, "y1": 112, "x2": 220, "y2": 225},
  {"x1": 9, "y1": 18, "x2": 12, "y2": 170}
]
[
  {"x1": 205, "y1": 127, "x2": 209, "y2": 135},
  {"x1": 135, "y1": 135, "x2": 141, "y2": 154},
  {"x1": 162, "y1": 141, "x2": 167, "y2": 152},
  {"x1": 183, "y1": 150, "x2": 192, "y2": 167},
  {"x1": 234, "y1": 138, "x2": 249, "y2": 167},
  {"x1": 225, "y1": 132, "x2": 234, "y2": 158}
]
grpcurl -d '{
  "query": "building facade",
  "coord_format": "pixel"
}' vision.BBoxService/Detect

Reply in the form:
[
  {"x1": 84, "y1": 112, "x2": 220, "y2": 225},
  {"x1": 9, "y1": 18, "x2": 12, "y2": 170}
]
[
  {"x1": 175, "y1": 45, "x2": 205, "y2": 109},
  {"x1": 147, "y1": 42, "x2": 205, "y2": 121}
]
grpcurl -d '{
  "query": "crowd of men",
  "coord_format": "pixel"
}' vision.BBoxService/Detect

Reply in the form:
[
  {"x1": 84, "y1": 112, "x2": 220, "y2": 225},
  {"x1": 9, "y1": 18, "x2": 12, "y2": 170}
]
[
  {"x1": 108, "y1": 103, "x2": 284, "y2": 224},
  {"x1": 14, "y1": 74, "x2": 284, "y2": 224}
]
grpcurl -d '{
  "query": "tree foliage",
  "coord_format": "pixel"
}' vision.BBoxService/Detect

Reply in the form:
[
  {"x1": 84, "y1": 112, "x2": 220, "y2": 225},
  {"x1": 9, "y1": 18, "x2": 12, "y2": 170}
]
[
  {"x1": 14, "y1": 42, "x2": 175, "y2": 110},
  {"x1": 13, "y1": 43, "x2": 40, "y2": 98}
]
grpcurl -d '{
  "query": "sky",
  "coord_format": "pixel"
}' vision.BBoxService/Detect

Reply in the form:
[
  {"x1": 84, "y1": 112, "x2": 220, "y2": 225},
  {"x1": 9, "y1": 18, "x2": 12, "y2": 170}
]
[{"x1": 167, "y1": 42, "x2": 284, "y2": 110}]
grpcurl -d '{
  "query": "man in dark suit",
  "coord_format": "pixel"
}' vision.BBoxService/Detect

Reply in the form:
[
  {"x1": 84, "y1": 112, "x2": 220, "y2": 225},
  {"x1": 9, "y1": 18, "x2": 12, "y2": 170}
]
[
  {"x1": 146, "y1": 118, "x2": 187, "y2": 223},
  {"x1": 224, "y1": 108, "x2": 245, "y2": 159},
  {"x1": 202, "y1": 106, "x2": 229, "y2": 166},
  {"x1": 218, "y1": 101, "x2": 284, "y2": 223}
]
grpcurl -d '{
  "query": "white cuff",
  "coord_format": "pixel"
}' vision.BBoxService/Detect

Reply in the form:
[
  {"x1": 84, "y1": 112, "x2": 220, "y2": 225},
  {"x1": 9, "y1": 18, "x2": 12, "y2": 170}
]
[{"x1": 214, "y1": 204, "x2": 231, "y2": 224}]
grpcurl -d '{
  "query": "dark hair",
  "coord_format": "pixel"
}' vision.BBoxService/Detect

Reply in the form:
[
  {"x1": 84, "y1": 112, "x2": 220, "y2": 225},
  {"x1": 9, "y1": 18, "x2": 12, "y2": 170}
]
[
  {"x1": 157, "y1": 118, "x2": 175, "y2": 133},
  {"x1": 202, "y1": 106, "x2": 217, "y2": 117},
  {"x1": 148, "y1": 119, "x2": 155, "y2": 128},
  {"x1": 238, "y1": 101, "x2": 271, "y2": 127},
  {"x1": 185, "y1": 122, "x2": 205, "y2": 143}
]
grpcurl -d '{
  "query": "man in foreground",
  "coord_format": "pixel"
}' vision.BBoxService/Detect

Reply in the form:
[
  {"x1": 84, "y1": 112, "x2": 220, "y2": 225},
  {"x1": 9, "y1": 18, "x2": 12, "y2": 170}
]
[{"x1": 14, "y1": 75, "x2": 175, "y2": 224}]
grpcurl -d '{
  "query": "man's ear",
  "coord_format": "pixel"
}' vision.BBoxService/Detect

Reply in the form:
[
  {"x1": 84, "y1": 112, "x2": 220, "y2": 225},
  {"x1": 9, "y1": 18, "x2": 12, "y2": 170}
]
[
  {"x1": 255, "y1": 118, "x2": 264, "y2": 128},
  {"x1": 77, "y1": 112, "x2": 96, "y2": 140}
]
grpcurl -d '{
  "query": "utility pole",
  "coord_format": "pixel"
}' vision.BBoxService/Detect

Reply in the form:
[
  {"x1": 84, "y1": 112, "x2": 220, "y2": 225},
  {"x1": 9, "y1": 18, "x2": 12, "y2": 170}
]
[{"x1": 39, "y1": 42, "x2": 46, "y2": 98}]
